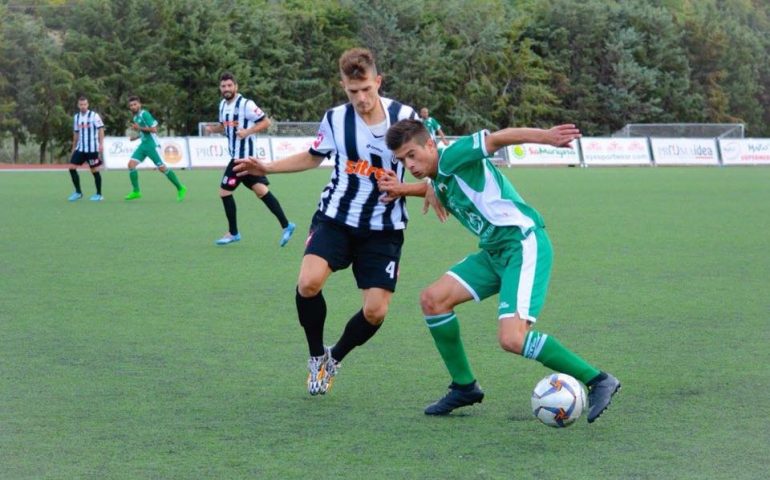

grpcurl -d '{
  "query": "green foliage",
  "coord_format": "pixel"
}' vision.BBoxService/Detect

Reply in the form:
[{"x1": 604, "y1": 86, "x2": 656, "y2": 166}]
[{"x1": 1, "y1": 0, "x2": 769, "y2": 161}]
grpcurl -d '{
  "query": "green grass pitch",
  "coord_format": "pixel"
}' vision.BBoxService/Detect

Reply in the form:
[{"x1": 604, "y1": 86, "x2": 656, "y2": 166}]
[{"x1": 1, "y1": 166, "x2": 768, "y2": 479}]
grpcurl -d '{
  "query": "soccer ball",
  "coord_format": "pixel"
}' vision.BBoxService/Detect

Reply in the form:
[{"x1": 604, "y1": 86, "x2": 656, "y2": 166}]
[{"x1": 531, "y1": 373, "x2": 586, "y2": 427}]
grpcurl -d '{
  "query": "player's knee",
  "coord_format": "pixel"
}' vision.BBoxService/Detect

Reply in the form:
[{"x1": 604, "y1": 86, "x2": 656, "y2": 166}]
[
  {"x1": 498, "y1": 322, "x2": 528, "y2": 354},
  {"x1": 297, "y1": 278, "x2": 323, "y2": 297},
  {"x1": 420, "y1": 287, "x2": 447, "y2": 316},
  {"x1": 362, "y1": 303, "x2": 388, "y2": 325}
]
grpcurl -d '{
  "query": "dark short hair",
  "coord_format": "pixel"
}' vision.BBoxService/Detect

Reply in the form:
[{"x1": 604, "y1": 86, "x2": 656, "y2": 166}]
[
  {"x1": 219, "y1": 72, "x2": 236, "y2": 83},
  {"x1": 386, "y1": 119, "x2": 431, "y2": 152},
  {"x1": 339, "y1": 48, "x2": 377, "y2": 80},
  {"x1": 77, "y1": 96, "x2": 88, "y2": 102},
  {"x1": 127, "y1": 95, "x2": 141, "y2": 103}
]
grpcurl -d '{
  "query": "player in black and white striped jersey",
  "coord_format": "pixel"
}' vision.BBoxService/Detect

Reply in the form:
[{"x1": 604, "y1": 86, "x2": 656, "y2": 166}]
[
  {"x1": 205, "y1": 72, "x2": 295, "y2": 247},
  {"x1": 234, "y1": 48, "x2": 446, "y2": 396},
  {"x1": 67, "y1": 96, "x2": 105, "y2": 202}
]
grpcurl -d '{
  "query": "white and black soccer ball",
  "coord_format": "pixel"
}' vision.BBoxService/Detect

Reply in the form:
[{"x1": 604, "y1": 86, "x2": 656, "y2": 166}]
[{"x1": 531, "y1": 373, "x2": 586, "y2": 427}]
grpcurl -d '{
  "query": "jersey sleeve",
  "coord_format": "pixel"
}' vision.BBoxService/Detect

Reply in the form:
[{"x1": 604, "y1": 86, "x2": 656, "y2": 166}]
[
  {"x1": 94, "y1": 113, "x2": 104, "y2": 129},
  {"x1": 437, "y1": 130, "x2": 490, "y2": 175},
  {"x1": 244, "y1": 99, "x2": 266, "y2": 123},
  {"x1": 308, "y1": 111, "x2": 335, "y2": 158},
  {"x1": 73, "y1": 114, "x2": 78, "y2": 131}
]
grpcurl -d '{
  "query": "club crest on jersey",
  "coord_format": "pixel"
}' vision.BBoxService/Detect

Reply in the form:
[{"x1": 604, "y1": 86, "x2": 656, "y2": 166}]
[{"x1": 313, "y1": 132, "x2": 324, "y2": 149}]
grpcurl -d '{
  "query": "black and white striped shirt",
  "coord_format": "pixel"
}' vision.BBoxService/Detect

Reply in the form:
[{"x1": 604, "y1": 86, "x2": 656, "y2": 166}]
[
  {"x1": 309, "y1": 97, "x2": 417, "y2": 231},
  {"x1": 73, "y1": 110, "x2": 104, "y2": 153},
  {"x1": 218, "y1": 94, "x2": 266, "y2": 159}
]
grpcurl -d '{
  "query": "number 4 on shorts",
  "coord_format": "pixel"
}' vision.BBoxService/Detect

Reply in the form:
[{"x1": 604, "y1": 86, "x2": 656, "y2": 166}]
[{"x1": 385, "y1": 261, "x2": 396, "y2": 279}]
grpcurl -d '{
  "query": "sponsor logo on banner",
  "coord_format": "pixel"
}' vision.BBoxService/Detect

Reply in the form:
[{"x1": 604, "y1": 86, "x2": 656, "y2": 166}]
[
  {"x1": 102, "y1": 136, "x2": 189, "y2": 170},
  {"x1": 187, "y1": 137, "x2": 269, "y2": 168},
  {"x1": 581, "y1": 138, "x2": 651, "y2": 166},
  {"x1": 719, "y1": 139, "x2": 770, "y2": 165},
  {"x1": 650, "y1": 138, "x2": 718, "y2": 165},
  {"x1": 507, "y1": 141, "x2": 579, "y2": 165},
  {"x1": 163, "y1": 142, "x2": 183, "y2": 164}
]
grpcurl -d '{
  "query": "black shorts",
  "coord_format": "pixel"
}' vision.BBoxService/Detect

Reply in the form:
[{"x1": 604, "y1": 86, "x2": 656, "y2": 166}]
[
  {"x1": 305, "y1": 211, "x2": 404, "y2": 292},
  {"x1": 70, "y1": 151, "x2": 102, "y2": 168},
  {"x1": 220, "y1": 158, "x2": 269, "y2": 191}
]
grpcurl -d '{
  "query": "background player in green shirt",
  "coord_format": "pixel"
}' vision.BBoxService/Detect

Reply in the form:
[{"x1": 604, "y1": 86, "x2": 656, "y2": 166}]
[
  {"x1": 382, "y1": 119, "x2": 620, "y2": 422},
  {"x1": 419, "y1": 107, "x2": 449, "y2": 146},
  {"x1": 125, "y1": 96, "x2": 186, "y2": 201}
]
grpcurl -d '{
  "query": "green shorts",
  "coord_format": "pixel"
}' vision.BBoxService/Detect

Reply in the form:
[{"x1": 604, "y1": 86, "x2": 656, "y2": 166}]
[
  {"x1": 131, "y1": 141, "x2": 165, "y2": 167},
  {"x1": 448, "y1": 228, "x2": 552, "y2": 322}
]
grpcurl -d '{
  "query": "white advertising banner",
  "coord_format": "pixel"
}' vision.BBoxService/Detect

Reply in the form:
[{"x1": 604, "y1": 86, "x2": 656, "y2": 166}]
[
  {"x1": 650, "y1": 138, "x2": 719, "y2": 165},
  {"x1": 506, "y1": 141, "x2": 580, "y2": 165},
  {"x1": 103, "y1": 136, "x2": 190, "y2": 170},
  {"x1": 580, "y1": 137, "x2": 651, "y2": 166},
  {"x1": 187, "y1": 136, "x2": 271, "y2": 168},
  {"x1": 718, "y1": 139, "x2": 770, "y2": 165},
  {"x1": 270, "y1": 136, "x2": 334, "y2": 167}
]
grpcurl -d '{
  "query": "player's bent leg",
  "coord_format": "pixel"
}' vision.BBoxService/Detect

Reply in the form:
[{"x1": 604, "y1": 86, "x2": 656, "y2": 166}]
[
  {"x1": 67, "y1": 162, "x2": 83, "y2": 201},
  {"x1": 420, "y1": 275, "x2": 481, "y2": 415},
  {"x1": 89, "y1": 166, "x2": 103, "y2": 201},
  {"x1": 296, "y1": 255, "x2": 333, "y2": 395},
  {"x1": 125, "y1": 159, "x2": 142, "y2": 200},
  {"x1": 252, "y1": 183, "x2": 295, "y2": 246},
  {"x1": 216, "y1": 191, "x2": 241, "y2": 245}
]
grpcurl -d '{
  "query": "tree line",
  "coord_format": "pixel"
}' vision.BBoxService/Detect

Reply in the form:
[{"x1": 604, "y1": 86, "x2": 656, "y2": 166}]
[{"x1": 1, "y1": 0, "x2": 768, "y2": 163}]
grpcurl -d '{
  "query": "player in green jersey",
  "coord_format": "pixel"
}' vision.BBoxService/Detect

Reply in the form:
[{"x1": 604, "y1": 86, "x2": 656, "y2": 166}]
[
  {"x1": 419, "y1": 107, "x2": 449, "y2": 146},
  {"x1": 125, "y1": 96, "x2": 187, "y2": 201},
  {"x1": 382, "y1": 119, "x2": 620, "y2": 422}
]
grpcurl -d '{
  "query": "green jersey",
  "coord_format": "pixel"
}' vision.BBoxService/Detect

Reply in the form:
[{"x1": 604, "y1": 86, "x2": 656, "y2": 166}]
[
  {"x1": 132, "y1": 109, "x2": 159, "y2": 147},
  {"x1": 433, "y1": 130, "x2": 545, "y2": 250},
  {"x1": 422, "y1": 116, "x2": 442, "y2": 139}
]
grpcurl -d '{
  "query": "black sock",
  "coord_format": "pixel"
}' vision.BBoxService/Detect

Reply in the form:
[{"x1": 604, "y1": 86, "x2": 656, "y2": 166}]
[
  {"x1": 69, "y1": 169, "x2": 81, "y2": 193},
  {"x1": 296, "y1": 287, "x2": 326, "y2": 357},
  {"x1": 221, "y1": 195, "x2": 238, "y2": 235},
  {"x1": 331, "y1": 309, "x2": 381, "y2": 362},
  {"x1": 586, "y1": 372, "x2": 607, "y2": 387},
  {"x1": 260, "y1": 192, "x2": 289, "y2": 228},
  {"x1": 92, "y1": 171, "x2": 102, "y2": 195}
]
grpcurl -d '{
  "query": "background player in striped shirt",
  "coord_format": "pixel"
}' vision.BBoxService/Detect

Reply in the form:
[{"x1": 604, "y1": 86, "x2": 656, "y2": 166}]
[
  {"x1": 419, "y1": 107, "x2": 449, "y2": 146},
  {"x1": 67, "y1": 96, "x2": 105, "y2": 201},
  {"x1": 383, "y1": 119, "x2": 620, "y2": 421},
  {"x1": 234, "y1": 48, "x2": 443, "y2": 396},
  {"x1": 205, "y1": 72, "x2": 295, "y2": 246},
  {"x1": 124, "y1": 96, "x2": 186, "y2": 202}
]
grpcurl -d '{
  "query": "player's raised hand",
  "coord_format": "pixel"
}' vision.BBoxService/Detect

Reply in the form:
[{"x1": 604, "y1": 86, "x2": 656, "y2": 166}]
[
  {"x1": 545, "y1": 124, "x2": 581, "y2": 148},
  {"x1": 423, "y1": 184, "x2": 448, "y2": 223},
  {"x1": 233, "y1": 157, "x2": 267, "y2": 177}
]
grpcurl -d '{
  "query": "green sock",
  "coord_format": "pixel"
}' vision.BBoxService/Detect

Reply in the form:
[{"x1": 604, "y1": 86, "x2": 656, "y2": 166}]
[
  {"x1": 164, "y1": 169, "x2": 182, "y2": 189},
  {"x1": 425, "y1": 312, "x2": 475, "y2": 385},
  {"x1": 129, "y1": 169, "x2": 139, "y2": 192},
  {"x1": 522, "y1": 331, "x2": 600, "y2": 384}
]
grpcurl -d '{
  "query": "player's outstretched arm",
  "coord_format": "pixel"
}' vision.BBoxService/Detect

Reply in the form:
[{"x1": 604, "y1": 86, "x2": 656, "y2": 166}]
[
  {"x1": 233, "y1": 151, "x2": 323, "y2": 177},
  {"x1": 485, "y1": 124, "x2": 581, "y2": 154},
  {"x1": 378, "y1": 171, "x2": 448, "y2": 222}
]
